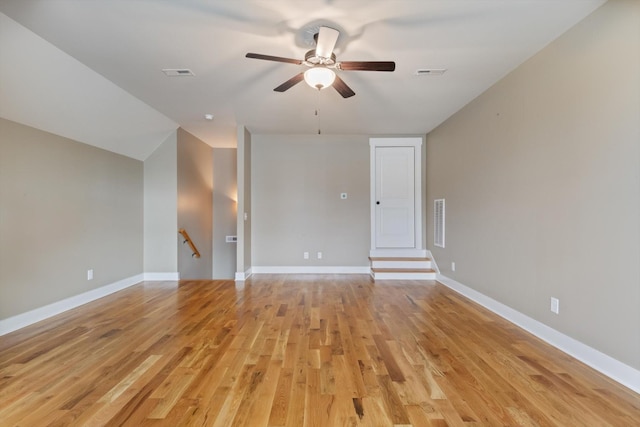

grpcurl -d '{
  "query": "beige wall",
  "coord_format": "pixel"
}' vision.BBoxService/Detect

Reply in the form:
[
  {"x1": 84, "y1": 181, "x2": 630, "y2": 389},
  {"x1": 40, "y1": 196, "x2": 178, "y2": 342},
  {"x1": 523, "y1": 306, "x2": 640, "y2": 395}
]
[
  {"x1": 143, "y1": 132, "x2": 177, "y2": 274},
  {"x1": 177, "y1": 128, "x2": 213, "y2": 279},
  {"x1": 252, "y1": 134, "x2": 370, "y2": 267},
  {"x1": 426, "y1": 0, "x2": 640, "y2": 369},
  {"x1": 0, "y1": 118, "x2": 143, "y2": 319},
  {"x1": 212, "y1": 148, "x2": 237, "y2": 279}
]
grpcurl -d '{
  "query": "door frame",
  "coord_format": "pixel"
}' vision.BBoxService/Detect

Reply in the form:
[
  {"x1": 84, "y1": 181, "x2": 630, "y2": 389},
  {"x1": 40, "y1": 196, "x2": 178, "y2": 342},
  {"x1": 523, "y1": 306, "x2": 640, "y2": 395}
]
[{"x1": 369, "y1": 137, "x2": 425, "y2": 258}]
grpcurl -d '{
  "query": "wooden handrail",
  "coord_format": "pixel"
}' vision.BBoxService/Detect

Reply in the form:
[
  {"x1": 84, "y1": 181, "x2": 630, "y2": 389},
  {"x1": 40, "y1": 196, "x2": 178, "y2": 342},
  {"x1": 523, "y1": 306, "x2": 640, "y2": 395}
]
[{"x1": 178, "y1": 228, "x2": 201, "y2": 258}]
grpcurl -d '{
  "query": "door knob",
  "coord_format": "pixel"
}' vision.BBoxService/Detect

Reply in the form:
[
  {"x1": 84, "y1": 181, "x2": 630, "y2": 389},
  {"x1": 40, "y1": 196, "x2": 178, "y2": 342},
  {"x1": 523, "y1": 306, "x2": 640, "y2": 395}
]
[{"x1": 376, "y1": 201, "x2": 380, "y2": 205}]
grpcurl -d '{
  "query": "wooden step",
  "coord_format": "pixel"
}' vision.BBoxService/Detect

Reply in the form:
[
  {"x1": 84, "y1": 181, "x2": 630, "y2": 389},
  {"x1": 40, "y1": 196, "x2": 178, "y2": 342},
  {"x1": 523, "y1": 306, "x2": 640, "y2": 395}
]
[{"x1": 369, "y1": 256, "x2": 436, "y2": 280}]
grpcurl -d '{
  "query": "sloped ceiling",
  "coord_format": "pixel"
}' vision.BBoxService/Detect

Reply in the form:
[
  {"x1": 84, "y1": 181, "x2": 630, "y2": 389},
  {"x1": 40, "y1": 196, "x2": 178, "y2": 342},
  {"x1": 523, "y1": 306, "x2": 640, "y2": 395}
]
[
  {"x1": 0, "y1": 0, "x2": 606, "y2": 160},
  {"x1": 0, "y1": 12, "x2": 178, "y2": 161}
]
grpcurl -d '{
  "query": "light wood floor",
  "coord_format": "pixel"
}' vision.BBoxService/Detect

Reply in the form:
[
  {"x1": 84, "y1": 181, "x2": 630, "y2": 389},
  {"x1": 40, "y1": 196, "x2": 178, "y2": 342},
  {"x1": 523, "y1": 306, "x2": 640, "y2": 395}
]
[{"x1": 1, "y1": 275, "x2": 638, "y2": 426}]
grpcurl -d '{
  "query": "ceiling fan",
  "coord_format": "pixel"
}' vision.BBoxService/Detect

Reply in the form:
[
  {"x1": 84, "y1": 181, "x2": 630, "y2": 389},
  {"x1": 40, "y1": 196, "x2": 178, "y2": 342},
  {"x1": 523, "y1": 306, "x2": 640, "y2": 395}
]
[{"x1": 246, "y1": 26, "x2": 395, "y2": 98}]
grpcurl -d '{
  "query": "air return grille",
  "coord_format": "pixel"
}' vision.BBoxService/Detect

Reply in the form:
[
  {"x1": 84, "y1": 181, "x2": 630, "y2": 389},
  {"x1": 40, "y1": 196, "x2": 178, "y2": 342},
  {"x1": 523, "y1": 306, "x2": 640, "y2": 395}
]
[
  {"x1": 415, "y1": 69, "x2": 447, "y2": 76},
  {"x1": 162, "y1": 68, "x2": 195, "y2": 77},
  {"x1": 434, "y1": 199, "x2": 445, "y2": 248}
]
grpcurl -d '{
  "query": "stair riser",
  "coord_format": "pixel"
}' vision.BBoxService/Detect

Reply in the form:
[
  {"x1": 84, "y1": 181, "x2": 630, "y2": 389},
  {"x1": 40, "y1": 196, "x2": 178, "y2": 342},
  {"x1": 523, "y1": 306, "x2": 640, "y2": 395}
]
[
  {"x1": 371, "y1": 272, "x2": 437, "y2": 280},
  {"x1": 371, "y1": 261, "x2": 432, "y2": 269}
]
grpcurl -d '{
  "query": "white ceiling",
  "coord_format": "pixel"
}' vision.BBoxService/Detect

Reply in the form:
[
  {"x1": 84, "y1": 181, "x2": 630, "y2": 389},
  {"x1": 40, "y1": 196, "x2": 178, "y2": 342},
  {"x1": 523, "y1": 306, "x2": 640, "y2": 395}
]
[{"x1": 0, "y1": 0, "x2": 606, "y2": 160}]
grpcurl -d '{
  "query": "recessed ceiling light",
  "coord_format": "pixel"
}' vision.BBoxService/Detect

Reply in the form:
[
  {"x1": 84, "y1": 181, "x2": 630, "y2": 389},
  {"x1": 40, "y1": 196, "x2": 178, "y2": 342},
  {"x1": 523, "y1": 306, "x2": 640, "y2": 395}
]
[
  {"x1": 162, "y1": 68, "x2": 195, "y2": 77},
  {"x1": 415, "y1": 69, "x2": 447, "y2": 76},
  {"x1": 204, "y1": 114, "x2": 214, "y2": 121}
]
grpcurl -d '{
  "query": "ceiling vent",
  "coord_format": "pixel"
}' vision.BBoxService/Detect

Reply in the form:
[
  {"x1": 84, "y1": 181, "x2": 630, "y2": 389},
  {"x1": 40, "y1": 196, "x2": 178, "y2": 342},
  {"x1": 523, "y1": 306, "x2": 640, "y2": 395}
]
[
  {"x1": 162, "y1": 68, "x2": 195, "y2": 77},
  {"x1": 415, "y1": 69, "x2": 447, "y2": 76}
]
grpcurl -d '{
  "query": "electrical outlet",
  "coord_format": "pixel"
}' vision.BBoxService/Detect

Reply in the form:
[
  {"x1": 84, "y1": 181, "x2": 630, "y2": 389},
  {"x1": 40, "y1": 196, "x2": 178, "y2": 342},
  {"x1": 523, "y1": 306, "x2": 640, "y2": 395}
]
[
  {"x1": 317, "y1": 252, "x2": 323, "y2": 259},
  {"x1": 87, "y1": 269, "x2": 93, "y2": 280},
  {"x1": 303, "y1": 252, "x2": 309, "y2": 260},
  {"x1": 451, "y1": 262, "x2": 456, "y2": 272},
  {"x1": 550, "y1": 297, "x2": 560, "y2": 314}
]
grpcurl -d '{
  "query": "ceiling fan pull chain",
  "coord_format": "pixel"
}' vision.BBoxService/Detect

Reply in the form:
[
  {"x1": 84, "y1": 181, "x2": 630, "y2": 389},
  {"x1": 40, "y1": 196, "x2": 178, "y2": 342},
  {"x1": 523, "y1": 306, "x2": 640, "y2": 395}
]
[{"x1": 316, "y1": 90, "x2": 321, "y2": 134}]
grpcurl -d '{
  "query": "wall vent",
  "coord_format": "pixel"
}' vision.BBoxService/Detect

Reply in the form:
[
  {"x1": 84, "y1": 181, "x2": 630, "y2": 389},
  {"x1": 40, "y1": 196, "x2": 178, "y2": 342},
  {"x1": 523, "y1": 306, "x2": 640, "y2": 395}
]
[{"x1": 434, "y1": 199, "x2": 445, "y2": 248}]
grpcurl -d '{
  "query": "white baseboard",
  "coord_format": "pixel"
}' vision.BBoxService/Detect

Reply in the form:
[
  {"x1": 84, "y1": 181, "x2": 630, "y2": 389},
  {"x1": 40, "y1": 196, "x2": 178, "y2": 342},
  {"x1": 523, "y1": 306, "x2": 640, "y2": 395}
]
[
  {"x1": 144, "y1": 272, "x2": 180, "y2": 281},
  {"x1": 235, "y1": 268, "x2": 252, "y2": 281},
  {"x1": 252, "y1": 266, "x2": 371, "y2": 274},
  {"x1": 436, "y1": 274, "x2": 640, "y2": 394},
  {"x1": 0, "y1": 274, "x2": 144, "y2": 336}
]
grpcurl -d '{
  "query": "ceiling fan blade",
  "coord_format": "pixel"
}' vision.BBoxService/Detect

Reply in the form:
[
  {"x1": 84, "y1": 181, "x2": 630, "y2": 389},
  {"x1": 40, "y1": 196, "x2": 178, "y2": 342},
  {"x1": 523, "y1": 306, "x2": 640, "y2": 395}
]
[
  {"x1": 274, "y1": 73, "x2": 305, "y2": 92},
  {"x1": 246, "y1": 53, "x2": 302, "y2": 65},
  {"x1": 315, "y1": 26, "x2": 339, "y2": 59},
  {"x1": 332, "y1": 75, "x2": 355, "y2": 98},
  {"x1": 339, "y1": 61, "x2": 396, "y2": 72}
]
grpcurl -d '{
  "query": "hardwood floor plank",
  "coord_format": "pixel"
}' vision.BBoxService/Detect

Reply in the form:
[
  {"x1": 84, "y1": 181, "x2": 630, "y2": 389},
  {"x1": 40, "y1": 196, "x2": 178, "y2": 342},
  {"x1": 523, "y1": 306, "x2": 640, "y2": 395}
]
[
  {"x1": 229, "y1": 355, "x2": 272, "y2": 426},
  {"x1": 102, "y1": 346, "x2": 192, "y2": 425},
  {"x1": 377, "y1": 374, "x2": 411, "y2": 425},
  {"x1": 405, "y1": 404, "x2": 436, "y2": 427},
  {"x1": 304, "y1": 368, "x2": 331, "y2": 427},
  {"x1": 74, "y1": 355, "x2": 170, "y2": 426},
  {"x1": 372, "y1": 335, "x2": 406, "y2": 382},
  {"x1": 101, "y1": 354, "x2": 164, "y2": 403},
  {"x1": 243, "y1": 359, "x2": 282, "y2": 426},
  {"x1": 359, "y1": 394, "x2": 393, "y2": 426},
  {"x1": 0, "y1": 276, "x2": 638, "y2": 426},
  {"x1": 268, "y1": 367, "x2": 293, "y2": 426}
]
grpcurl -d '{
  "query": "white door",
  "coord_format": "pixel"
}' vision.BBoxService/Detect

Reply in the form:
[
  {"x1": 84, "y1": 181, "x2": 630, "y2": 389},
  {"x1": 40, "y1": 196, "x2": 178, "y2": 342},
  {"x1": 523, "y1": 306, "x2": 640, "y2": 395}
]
[{"x1": 375, "y1": 146, "x2": 415, "y2": 248}]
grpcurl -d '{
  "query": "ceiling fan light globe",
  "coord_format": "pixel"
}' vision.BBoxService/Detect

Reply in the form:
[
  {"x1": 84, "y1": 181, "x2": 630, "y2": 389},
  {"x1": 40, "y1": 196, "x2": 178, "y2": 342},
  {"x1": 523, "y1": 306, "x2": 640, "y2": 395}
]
[{"x1": 304, "y1": 67, "x2": 335, "y2": 90}]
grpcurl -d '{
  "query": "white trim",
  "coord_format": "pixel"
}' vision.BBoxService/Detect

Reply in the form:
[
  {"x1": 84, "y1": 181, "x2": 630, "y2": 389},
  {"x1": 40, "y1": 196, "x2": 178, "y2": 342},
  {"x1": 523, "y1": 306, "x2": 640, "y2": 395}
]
[
  {"x1": 0, "y1": 274, "x2": 144, "y2": 336},
  {"x1": 369, "y1": 137, "x2": 423, "y2": 254},
  {"x1": 369, "y1": 137, "x2": 423, "y2": 148},
  {"x1": 434, "y1": 199, "x2": 445, "y2": 248},
  {"x1": 370, "y1": 260, "x2": 432, "y2": 269},
  {"x1": 426, "y1": 250, "x2": 440, "y2": 274},
  {"x1": 235, "y1": 267, "x2": 252, "y2": 281},
  {"x1": 143, "y1": 272, "x2": 180, "y2": 281},
  {"x1": 369, "y1": 249, "x2": 428, "y2": 258},
  {"x1": 252, "y1": 266, "x2": 370, "y2": 274},
  {"x1": 436, "y1": 274, "x2": 640, "y2": 394}
]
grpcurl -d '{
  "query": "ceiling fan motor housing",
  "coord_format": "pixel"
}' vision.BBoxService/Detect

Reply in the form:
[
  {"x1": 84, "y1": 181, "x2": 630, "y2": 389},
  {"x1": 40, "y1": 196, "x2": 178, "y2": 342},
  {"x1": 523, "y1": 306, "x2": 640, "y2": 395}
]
[{"x1": 304, "y1": 50, "x2": 336, "y2": 66}]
